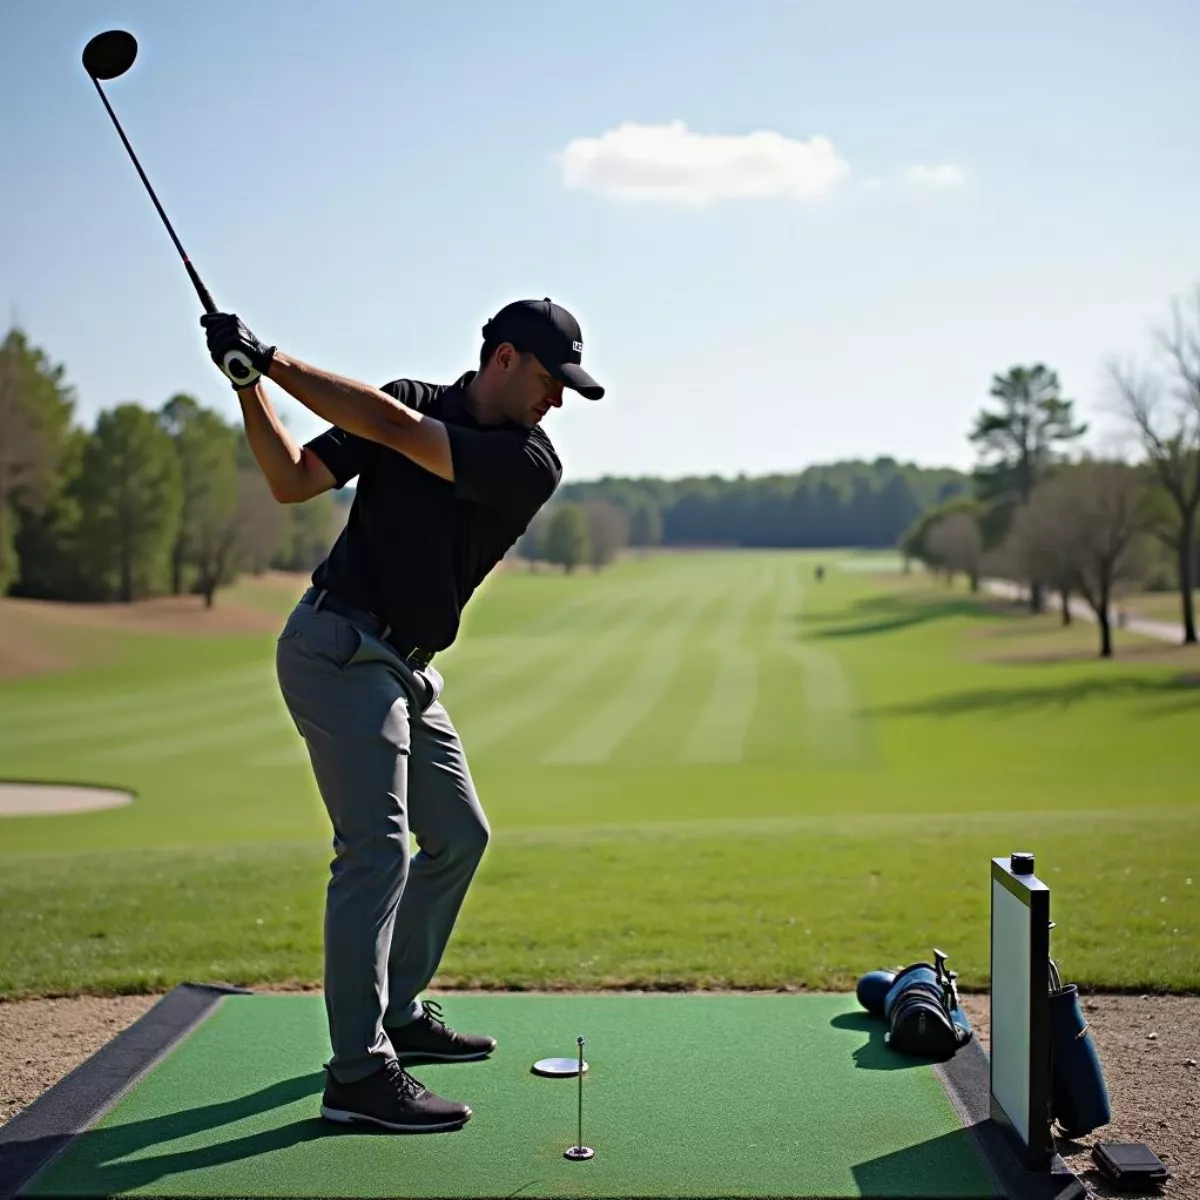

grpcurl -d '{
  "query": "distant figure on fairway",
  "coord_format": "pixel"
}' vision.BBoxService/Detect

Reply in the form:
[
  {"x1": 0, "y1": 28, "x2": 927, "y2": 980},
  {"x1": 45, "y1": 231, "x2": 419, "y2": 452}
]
[
  {"x1": 201, "y1": 300, "x2": 604, "y2": 1133},
  {"x1": 815, "y1": 564, "x2": 825, "y2": 582}
]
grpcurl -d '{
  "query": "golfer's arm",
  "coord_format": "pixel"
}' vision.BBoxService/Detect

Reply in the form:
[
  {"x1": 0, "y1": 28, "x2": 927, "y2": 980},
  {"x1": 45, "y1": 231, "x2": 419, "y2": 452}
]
[
  {"x1": 236, "y1": 381, "x2": 333, "y2": 503},
  {"x1": 266, "y1": 352, "x2": 454, "y2": 482}
]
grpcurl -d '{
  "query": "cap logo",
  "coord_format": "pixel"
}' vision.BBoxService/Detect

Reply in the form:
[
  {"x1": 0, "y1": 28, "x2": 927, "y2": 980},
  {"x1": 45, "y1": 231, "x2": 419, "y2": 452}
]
[{"x1": 572, "y1": 341, "x2": 583, "y2": 352}]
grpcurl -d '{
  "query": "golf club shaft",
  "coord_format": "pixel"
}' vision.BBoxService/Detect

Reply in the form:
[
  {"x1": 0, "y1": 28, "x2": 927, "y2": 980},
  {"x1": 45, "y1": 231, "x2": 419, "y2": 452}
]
[{"x1": 89, "y1": 75, "x2": 216, "y2": 315}]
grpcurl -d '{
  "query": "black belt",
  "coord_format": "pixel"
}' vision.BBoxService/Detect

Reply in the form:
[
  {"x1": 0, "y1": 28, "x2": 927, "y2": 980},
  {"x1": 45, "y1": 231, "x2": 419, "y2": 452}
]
[{"x1": 300, "y1": 587, "x2": 435, "y2": 668}]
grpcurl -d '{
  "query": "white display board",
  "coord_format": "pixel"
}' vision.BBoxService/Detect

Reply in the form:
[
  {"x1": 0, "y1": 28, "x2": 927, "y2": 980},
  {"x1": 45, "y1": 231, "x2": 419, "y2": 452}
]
[
  {"x1": 989, "y1": 854, "x2": 1053, "y2": 1170},
  {"x1": 991, "y1": 878, "x2": 1031, "y2": 1144}
]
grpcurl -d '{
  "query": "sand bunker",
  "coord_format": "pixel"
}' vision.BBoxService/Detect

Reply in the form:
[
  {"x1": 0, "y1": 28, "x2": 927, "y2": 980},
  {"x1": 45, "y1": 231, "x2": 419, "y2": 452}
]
[{"x1": 0, "y1": 783, "x2": 134, "y2": 817}]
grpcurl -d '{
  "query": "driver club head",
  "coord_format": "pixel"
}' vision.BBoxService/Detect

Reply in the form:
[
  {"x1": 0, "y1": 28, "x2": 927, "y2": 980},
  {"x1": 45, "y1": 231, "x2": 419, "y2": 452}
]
[{"x1": 82, "y1": 30, "x2": 138, "y2": 81}]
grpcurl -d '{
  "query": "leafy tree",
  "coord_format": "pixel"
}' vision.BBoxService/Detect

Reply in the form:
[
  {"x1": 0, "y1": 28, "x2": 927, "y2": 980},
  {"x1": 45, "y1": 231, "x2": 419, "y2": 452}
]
[
  {"x1": 0, "y1": 327, "x2": 77, "y2": 594},
  {"x1": 11, "y1": 428, "x2": 90, "y2": 599},
  {"x1": 74, "y1": 404, "x2": 182, "y2": 601},
  {"x1": 275, "y1": 493, "x2": 338, "y2": 572},
  {"x1": 1108, "y1": 285, "x2": 1200, "y2": 644},
  {"x1": 968, "y1": 364, "x2": 1087, "y2": 611},
  {"x1": 627, "y1": 498, "x2": 663, "y2": 548},
  {"x1": 514, "y1": 509, "x2": 549, "y2": 565},
  {"x1": 160, "y1": 393, "x2": 239, "y2": 602},
  {"x1": 542, "y1": 503, "x2": 590, "y2": 573},
  {"x1": 873, "y1": 473, "x2": 922, "y2": 548}
]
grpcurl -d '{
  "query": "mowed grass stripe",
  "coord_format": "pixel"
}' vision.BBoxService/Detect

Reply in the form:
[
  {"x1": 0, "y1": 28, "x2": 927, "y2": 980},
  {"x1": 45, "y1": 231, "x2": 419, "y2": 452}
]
[
  {"x1": 456, "y1": 578, "x2": 707, "y2": 757},
  {"x1": 0, "y1": 662, "x2": 275, "y2": 736},
  {"x1": 438, "y1": 575, "x2": 668, "y2": 711},
  {"x1": 436, "y1": 575, "x2": 643, "y2": 677},
  {"x1": 773, "y1": 567, "x2": 868, "y2": 768},
  {"x1": 539, "y1": 579, "x2": 737, "y2": 765},
  {"x1": 609, "y1": 553, "x2": 791, "y2": 767},
  {"x1": 240, "y1": 577, "x2": 676, "y2": 769},
  {"x1": 788, "y1": 642, "x2": 864, "y2": 766},
  {"x1": 677, "y1": 559, "x2": 784, "y2": 764},
  {"x1": 0, "y1": 675, "x2": 282, "y2": 751},
  {"x1": 94, "y1": 704, "x2": 298, "y2": 763}
]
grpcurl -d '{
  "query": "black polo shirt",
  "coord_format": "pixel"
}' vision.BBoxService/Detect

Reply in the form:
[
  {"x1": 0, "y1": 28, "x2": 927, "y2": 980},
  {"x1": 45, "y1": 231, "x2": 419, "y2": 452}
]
[{"x1": 304, "y1": 371, "x2": 561, "y2": 653}]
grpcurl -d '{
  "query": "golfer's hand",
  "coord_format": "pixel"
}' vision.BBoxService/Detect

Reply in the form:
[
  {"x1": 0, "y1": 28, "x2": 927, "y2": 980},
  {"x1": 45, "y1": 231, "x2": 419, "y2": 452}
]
[{"x1": 201, "y1": 313, "x2": 276, "y2": 390}]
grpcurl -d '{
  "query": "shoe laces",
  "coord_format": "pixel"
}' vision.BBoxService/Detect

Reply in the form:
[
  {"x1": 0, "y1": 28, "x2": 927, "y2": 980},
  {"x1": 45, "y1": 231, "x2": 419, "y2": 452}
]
[
  {"x1": 421, "y1": 1000, "x2": 448, "y2": 1032},
  {"x1": 382, "y1": 1058, "x2": 424, "y2": 1101}
]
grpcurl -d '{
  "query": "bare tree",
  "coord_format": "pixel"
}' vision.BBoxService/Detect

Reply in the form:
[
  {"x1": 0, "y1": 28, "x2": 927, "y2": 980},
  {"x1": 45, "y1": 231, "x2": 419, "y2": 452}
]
[
  {"x1": 1024, "y1": 462, "x2": 1146, "y2": 658},
  {"x1": 925, "y1": 512, "x2": 983, "y2": 591},
  {"x1": 1108, "y1": 285, "x2": 1200, "y2": 644},
  {"x1": 582, "y1": 499, "x2": 629, "y2": 571},
  {"x1": 194, "y1": 504, "x2": 242, "y2": 608},
  {"x1": 232, "y1": 467, "x2": 289, "y2": 575},
  {"x1": 1002, "y1": 497, "x2": 1080, "y2": 626}
]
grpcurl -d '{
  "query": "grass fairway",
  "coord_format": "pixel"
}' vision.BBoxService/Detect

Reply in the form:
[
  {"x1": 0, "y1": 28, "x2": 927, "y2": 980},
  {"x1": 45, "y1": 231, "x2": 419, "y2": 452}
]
[{"x1": 1, "y1": 551, "x2": 1197, "y2": 999}]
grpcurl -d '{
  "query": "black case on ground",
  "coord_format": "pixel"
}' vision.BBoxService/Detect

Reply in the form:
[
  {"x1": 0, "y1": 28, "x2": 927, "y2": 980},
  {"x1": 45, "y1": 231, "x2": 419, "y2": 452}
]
[{"x1": 1091, "y1": 1142, "x2": 1170, "y2": 1189}]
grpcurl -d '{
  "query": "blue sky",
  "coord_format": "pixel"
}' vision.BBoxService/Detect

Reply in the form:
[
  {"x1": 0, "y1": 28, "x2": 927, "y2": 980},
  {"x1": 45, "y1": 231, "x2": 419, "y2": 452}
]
[{"x1": 4, "y1": 0, "x2": 1198, "y2": 482}]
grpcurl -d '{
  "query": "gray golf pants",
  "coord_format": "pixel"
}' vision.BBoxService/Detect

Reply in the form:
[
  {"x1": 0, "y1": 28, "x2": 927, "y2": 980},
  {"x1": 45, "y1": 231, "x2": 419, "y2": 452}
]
[{"x1": 275, "y1": 598, "x2": 490, "y2": 1084}]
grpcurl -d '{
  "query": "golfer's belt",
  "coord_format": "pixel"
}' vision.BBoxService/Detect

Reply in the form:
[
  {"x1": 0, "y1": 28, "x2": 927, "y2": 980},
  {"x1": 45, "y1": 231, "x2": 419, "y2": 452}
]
[{"x1": 301, "y1": 587, "x2": 435, "y2": 668}]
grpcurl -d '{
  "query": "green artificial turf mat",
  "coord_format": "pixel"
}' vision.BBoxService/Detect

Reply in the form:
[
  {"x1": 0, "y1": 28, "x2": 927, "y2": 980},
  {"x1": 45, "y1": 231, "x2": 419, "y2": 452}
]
[{"x1": 29, "y1": 993, "x2": 1000, "y2": 1198}]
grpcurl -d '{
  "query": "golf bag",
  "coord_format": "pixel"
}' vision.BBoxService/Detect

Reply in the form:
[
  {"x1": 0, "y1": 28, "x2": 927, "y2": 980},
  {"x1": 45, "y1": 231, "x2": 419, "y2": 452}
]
[
  {"x1": 1048, "y1": 957, "x2": 1111, "y2": 1138},
  {"x1": 856, "y1": 949, "x2": 972, "y2": 1060}
]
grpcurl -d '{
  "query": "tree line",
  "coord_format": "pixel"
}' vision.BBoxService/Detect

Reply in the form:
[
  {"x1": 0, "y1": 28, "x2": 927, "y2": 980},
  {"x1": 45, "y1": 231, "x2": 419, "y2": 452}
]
[
  {"x1": 902, "y1": 285, "x2": 1200, "y2": 658},
  {"x1": 515, "y1": 459, "x2": 971, "y2": 570},
  {"x1": 1, "y1": 327, "x2": 347, "y2": 606},
  {"x1": 8, "y1": 281, "x2": 1195, "y2": 635}
]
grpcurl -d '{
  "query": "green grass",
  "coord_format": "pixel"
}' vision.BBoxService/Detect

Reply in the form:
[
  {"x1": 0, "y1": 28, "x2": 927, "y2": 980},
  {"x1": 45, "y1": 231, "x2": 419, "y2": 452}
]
[{"x1": 2, "y1": 550, "x2": 1198, "y2": 998}]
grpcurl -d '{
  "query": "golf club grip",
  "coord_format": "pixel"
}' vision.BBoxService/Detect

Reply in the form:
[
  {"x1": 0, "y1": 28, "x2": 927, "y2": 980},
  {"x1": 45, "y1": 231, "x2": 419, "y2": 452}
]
[{"x1": 187, "y1": 260, "x2": 217, "y2": 315}]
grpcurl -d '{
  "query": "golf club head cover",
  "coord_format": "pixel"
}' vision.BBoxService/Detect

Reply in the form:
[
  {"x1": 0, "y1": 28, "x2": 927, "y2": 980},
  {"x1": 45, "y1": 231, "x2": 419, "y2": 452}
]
[
  {"x1": 1049, "y1": 983, "x2": 1112, "y2": 1137},
  {"x1": 882, "y1": 950, "x2": 972, "y2": 1060},
  {"x1": 856, "y1": 969, "x2": 898, "y2": 1017}
]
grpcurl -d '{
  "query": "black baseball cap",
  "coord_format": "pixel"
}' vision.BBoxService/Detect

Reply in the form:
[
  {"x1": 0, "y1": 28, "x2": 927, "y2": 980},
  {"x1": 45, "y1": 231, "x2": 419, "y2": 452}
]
[{"x1": 482, "y1": 298, "x2": 604, "y2": 400}]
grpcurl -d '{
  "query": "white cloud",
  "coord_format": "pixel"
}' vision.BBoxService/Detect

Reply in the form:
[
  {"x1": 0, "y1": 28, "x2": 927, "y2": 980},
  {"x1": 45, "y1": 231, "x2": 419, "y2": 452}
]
[
  {"x1": 904, "y1": 163, "x2": 966, "y2": 188},
  {"x1": 557, "y1": 120, "x2": 850, "y2": 205}
]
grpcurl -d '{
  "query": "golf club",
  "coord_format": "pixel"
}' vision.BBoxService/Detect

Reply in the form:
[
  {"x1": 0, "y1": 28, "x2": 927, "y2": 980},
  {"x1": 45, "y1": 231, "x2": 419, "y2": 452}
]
[{"x1": 80, "y1": 29, "x2": 256, "y2": 386}]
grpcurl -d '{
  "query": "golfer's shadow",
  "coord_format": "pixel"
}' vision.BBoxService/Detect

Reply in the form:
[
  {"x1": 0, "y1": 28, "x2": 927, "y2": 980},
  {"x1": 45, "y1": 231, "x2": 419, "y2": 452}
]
[
  {"x1": 830, "y1": 1012, "x2": 923, "y2": 1071},
  {"x1": 21, "y1": 1071, "x2": 445, "y2": 1195}
]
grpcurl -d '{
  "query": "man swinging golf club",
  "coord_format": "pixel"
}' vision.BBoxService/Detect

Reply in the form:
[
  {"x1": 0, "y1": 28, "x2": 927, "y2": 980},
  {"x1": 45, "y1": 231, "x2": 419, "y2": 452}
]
[{"x1": 201, "y1": 300, "x2": 604, "y2": 1132}]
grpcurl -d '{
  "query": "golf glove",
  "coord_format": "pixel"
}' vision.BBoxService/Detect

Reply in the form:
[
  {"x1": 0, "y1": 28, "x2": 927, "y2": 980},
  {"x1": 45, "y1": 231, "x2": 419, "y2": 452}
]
[{"x1": 201, "y1": 313, "x2": 276, "y2": 390}]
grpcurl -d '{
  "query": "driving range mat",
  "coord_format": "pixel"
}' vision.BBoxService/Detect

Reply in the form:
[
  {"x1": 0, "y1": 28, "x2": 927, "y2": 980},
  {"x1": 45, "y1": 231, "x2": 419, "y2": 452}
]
[{"x1": 0, "y1": 985, "x2": 1084, "y2": 1199}]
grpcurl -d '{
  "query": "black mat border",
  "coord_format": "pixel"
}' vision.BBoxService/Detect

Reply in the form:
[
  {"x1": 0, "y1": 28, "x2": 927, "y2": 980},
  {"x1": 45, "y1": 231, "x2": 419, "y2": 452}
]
[
  {"x1": 0, "y1": 982, "x2": 250, "y2": 1200},
  {"x1": 0, "y1": 986, "x2": 1085, "y2": 1200},
  {"x1": 937, "y1": 1038, "x2": 1086, "y2": 1200}
]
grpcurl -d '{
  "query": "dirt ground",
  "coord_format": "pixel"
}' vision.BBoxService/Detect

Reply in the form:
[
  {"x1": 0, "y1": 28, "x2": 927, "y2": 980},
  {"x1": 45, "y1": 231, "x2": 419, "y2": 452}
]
[
  {"x1": 0, "y1": 990, "x2": 1195, "y2": 1197},
  {"x1": 0, "y1": 584, "x2": 298, "y2": 680},
  {"x1": 952, "y1": 992, "x2": 1200, "y2": 1198}
]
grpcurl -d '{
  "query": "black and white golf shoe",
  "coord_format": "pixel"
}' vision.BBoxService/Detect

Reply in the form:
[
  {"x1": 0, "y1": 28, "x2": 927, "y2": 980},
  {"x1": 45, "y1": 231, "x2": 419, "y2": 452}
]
[
  {"x1": 386, "y1": 1000, "x2": 497, "y2": 1065},
  {"x1": 320, "y1": 1059, "x2": 471, "y2": 1133}
]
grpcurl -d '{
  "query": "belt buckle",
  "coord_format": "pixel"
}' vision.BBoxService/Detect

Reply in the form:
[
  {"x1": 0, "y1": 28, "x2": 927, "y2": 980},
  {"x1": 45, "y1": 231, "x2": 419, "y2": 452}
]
[{"x1": 379, "y1": 621, "x2": 429, "y2": 668}]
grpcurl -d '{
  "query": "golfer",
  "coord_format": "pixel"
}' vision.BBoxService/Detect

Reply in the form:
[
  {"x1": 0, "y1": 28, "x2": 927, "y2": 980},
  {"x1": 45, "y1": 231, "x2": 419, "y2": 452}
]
[{"x1": 201, "y1": 299, "x2": 604, "y2": 1132}]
